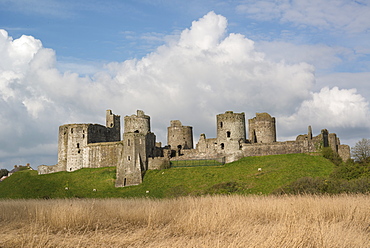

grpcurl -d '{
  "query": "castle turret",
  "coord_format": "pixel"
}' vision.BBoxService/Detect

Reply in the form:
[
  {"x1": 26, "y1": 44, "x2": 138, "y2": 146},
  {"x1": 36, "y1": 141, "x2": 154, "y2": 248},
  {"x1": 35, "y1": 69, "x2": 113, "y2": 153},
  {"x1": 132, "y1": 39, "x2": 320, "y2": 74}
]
[
  {"x1": 167, "y1": 120, "x2": 193, "y2": 150},
  {"x1": 216, "y1": 111, "x2": 246, "y2": 151},
  {"x1": 106, "y1": 109, "x2": 121, "y2": 142},
  {"x1": 124, "y1": 110, "x2": 150, "y2": 134},
  {"x1": 248, "y1": 113, "x2": 276, "y2": 143}
]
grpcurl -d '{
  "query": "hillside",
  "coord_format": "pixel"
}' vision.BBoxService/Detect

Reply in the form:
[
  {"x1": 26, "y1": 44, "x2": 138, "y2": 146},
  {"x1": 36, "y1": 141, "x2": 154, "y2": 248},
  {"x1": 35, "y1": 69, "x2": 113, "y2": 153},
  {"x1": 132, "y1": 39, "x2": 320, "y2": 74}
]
[{"x1": 0, "y1": 153, "x2": 335, "y2": 199}]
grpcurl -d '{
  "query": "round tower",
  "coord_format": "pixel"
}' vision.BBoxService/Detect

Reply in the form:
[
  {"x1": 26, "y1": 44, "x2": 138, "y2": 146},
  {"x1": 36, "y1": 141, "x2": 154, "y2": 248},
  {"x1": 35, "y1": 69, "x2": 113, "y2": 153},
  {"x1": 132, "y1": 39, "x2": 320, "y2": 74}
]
[
  {"x1": 167, "y1": 120, "x2": 193, "y2": 149},
  {"x1": 248, "y1": 113, "x2": 276, "y2": 143},
  {"x1": 216, "y1": 111, "x2": 246, "y2": 144},
  {"x1": 124, "y1": 110, "x2": 150, "y2": 134}
]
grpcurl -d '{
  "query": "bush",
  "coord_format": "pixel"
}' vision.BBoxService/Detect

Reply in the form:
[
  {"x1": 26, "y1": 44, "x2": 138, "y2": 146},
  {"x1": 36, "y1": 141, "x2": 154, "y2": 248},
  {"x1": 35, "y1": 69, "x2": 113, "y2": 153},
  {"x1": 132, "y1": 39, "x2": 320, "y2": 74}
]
[
  {"x1": 331, "y1": 161, "x2": 370, "y2": 180},
  {"x1": 322, "y1": 147, "x2": 342, "y2": 166},
  {"x1": 274, "y1": 176, "x2": 370, "y2": 195},
  {"x1": 205, "y1": 181, "x2": 242, "y2": 195},
  {"x1": 274, "y1": 177, "x2": 326, "y2": 195},
  {"x1": 0, "y1": 169, "x2": 9, "y2": 178}
]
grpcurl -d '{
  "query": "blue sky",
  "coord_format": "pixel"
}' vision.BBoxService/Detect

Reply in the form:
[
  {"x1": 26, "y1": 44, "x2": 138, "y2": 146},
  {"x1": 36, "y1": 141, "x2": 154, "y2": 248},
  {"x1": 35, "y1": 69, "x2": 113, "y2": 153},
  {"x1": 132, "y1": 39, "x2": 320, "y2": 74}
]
[{"x1": 0, "y1": 0, "x2": 369, "y2": 170}]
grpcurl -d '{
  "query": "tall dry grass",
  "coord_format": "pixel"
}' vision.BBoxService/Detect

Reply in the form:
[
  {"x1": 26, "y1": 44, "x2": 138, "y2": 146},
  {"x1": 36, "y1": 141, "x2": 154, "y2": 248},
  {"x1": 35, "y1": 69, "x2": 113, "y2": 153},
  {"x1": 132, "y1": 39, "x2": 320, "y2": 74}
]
[{"x1": 0, "y1": 194, "x2": 369, "y2": 247}]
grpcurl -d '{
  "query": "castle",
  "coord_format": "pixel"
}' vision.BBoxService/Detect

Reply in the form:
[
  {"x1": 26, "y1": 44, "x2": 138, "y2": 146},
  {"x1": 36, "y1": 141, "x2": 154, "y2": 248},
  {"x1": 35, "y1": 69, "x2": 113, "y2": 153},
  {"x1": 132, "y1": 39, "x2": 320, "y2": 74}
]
[{"x1": 38, "y1": 110, "x2": 351, "y2": 187}]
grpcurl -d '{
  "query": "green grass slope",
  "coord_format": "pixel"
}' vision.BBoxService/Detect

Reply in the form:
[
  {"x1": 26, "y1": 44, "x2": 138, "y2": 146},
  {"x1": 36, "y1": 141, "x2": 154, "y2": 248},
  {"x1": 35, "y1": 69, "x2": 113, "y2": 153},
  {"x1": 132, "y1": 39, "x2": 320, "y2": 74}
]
[{"x1": 0, "y1": 153, "x2": 335, "y2": 199}]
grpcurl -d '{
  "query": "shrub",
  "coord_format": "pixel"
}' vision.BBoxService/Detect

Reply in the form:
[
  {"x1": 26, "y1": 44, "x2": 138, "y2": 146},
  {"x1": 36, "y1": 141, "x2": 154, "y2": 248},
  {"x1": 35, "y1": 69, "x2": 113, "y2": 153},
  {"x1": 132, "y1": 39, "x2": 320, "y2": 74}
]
[
  {"x1": 274, "y1": 177, "x2": 326, "y2": 195},
  {"x1": 331, "y1": 161, "x2": 370, "y2": 180},
  {"x1": 322, "y1": 147, "x2": 342, "y2": 166}
]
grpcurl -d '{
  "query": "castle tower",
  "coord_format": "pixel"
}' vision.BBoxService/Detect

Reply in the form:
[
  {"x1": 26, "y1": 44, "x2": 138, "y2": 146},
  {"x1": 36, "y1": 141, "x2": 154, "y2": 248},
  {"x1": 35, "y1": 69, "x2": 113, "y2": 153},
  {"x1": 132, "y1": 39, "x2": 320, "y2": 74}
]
[
  {"x1": 106, "y1": 109, "x2": 121, "y2": 142},
  {"x1": 116, "y1": 110, "x2": 156, "y2": 187},
  {"x1": 124, "y1": 110, "x2": 150, "y2": 134},
  {"x1": 58, "y1": 124, "x2": 89, "y2": 172},
  {"x1": 167, "y1": 120, "x2": 193, "y2": 150},
  {"x1": 216, "y1": 111, "x2": 246, "y2": 151},
  {"x1": 248, "y1": 113, "x2": 276, "y2": 143}
]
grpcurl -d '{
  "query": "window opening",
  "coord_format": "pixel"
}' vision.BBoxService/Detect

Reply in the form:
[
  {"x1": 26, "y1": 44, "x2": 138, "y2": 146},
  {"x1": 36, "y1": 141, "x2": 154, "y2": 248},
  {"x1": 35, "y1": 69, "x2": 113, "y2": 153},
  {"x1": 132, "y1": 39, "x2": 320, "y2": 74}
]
[
  {"x1": 220, "y1": 143, "x2": 224, "y2": 150},
  {"x1": 227, "y1": 131, "x2": 231, "y2": 138}
]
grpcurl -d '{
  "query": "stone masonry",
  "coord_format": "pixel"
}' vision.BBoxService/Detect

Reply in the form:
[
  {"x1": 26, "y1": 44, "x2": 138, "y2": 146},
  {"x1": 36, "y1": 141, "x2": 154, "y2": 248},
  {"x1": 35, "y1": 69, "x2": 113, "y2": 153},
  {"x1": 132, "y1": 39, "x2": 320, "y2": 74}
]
[{"x1": 38, "y1": 110, "x2": 351, "y2": 187}]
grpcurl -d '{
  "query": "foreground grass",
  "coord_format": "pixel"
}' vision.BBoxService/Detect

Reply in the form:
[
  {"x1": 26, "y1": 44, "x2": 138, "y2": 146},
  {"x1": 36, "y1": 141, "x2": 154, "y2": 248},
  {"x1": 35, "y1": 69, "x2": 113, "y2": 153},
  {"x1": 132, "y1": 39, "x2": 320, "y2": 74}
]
[
  {"x1": 0, "y1": 194, "x2": 369, "y2": 247},
  {"x1": 0, "y1": 154, "x2": 335, "y2": 198}
]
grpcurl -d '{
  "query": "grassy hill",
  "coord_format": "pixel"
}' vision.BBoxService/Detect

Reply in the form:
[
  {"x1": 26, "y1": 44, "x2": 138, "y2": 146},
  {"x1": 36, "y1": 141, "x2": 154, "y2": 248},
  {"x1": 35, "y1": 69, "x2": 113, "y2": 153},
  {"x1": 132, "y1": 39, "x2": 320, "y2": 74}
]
[{"x1": 0, "y1": 153, "x2": 335, "y2": 199}]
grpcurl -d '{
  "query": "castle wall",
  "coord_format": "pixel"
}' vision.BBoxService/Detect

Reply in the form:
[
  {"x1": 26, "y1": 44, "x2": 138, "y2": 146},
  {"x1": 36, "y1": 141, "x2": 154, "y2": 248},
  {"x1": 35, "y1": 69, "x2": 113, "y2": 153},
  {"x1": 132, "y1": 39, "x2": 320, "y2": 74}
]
[
  {"x1": 38, "y1": 163, "x2": 65, "y2": 175},
  {"x1": 148, "y1": 157, "x2": 171, "y2": 170},
  {"x1": 56, "y1": 110, "x2": 121, "y2": 173},
  {"x1": 83, "y1": 141, "x2": 123, "y2": 168},
  {"x1": 87, "y1": 125, "x2": 112, "y2": 143},
  {"x1": 328, "y1": 133, "x2": 338, "y2": 153},
  {"x1": 248, "y1": 113, "x2": 276, "y2": 143},
  {"x1": 338, "y1": 144, "x2": 351, "y2": 162},
  {"x1": 242, "y1": 140, "x2": 310, "y2": 157},
  {"x1": 195, "y1": 135, "x2": 218, "y2": 155}
]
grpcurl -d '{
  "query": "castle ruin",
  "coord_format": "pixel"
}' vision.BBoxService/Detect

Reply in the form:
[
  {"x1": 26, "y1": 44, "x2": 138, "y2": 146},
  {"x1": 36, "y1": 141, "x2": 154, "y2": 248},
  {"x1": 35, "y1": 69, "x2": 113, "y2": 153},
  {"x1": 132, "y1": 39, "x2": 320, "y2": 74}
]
[{"x1": 38, "y1": 110, "x2": 351, "y2": 187}]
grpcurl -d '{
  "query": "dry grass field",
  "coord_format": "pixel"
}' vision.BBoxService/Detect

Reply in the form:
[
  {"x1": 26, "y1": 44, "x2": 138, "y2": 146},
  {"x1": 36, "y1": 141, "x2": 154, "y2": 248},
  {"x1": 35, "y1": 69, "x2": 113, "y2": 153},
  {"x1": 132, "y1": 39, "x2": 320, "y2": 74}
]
[{"x1": 0, "y1": 194, "x2": 369, "y2": 248}]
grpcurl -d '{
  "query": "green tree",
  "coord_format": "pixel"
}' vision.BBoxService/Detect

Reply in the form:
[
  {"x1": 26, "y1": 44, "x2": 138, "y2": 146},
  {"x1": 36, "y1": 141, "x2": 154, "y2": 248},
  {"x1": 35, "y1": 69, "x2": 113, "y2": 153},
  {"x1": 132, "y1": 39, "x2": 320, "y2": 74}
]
[
  {"x1": 351, "y1": 138, "x2": 370, "y2": 163},
  {"x1": 0, "y1": 169, "x2": 9, "y2": 178}
]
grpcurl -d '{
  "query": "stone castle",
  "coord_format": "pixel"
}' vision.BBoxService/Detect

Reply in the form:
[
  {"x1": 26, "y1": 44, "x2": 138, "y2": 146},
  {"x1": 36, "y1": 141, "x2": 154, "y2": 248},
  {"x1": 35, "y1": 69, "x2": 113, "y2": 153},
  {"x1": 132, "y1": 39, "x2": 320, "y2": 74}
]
[{"x1": 38, "y1": 110, "x2": 351, "y2": 187}]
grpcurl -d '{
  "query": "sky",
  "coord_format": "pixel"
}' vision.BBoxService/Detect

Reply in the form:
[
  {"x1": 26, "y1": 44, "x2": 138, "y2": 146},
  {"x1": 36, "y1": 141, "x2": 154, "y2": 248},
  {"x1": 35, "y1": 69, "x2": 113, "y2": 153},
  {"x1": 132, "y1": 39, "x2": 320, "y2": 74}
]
[{"x1": 0, "y1": 0, "x2": 369, "y2": 171}]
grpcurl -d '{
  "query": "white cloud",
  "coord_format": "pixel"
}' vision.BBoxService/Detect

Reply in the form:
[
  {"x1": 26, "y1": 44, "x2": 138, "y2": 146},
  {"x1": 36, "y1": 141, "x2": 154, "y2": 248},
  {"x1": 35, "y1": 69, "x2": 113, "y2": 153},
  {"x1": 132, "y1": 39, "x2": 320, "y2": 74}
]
[
  {"x1": 0, "y1": 11, "x2": 369, "y2": 170},
  {"x1": 281, "y1": 87, "x2": 370, "y2": 130},
  {"x1": 237, "y1": 0, "x2": 370, "y2": 33},
  {"x1": 255, "y1": 41, "x2": 353, "y2": 71}
]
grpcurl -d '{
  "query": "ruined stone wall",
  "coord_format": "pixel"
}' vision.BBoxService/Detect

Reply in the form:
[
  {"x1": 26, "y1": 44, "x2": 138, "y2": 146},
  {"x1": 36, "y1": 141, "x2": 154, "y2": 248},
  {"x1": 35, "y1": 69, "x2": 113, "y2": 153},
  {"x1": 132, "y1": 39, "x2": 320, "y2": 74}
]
[
  {"x1": 83, "y1": 141, "x2": 123, "y2": 168},
  {"x1": 248, "y1": 113, "x2": 276, "y2": 143},
  {"x1": 38, "y1": 163, "x2": 65, "y2": 175},
  {"x1": 242, "y1": 140, "x2": 311, "y2": 157},
  {"x1": 328, "y1": 133, "x2": 338, "y2": 153},
  {"x1": 148, "y1": 157, "x2": 171, "y2": 170},
  {"x1": 338, "y1": 144, "x2": 351, "y2": 162},
  {"x1": 167, "y1": 120, "x2": 193, "y2": 149},
  {"x1": 87, "y1": 125, "x2": 112, "y2": 143},
  {"x1": 195, "y1": 135, "x2": 219, "y2": 155}
]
